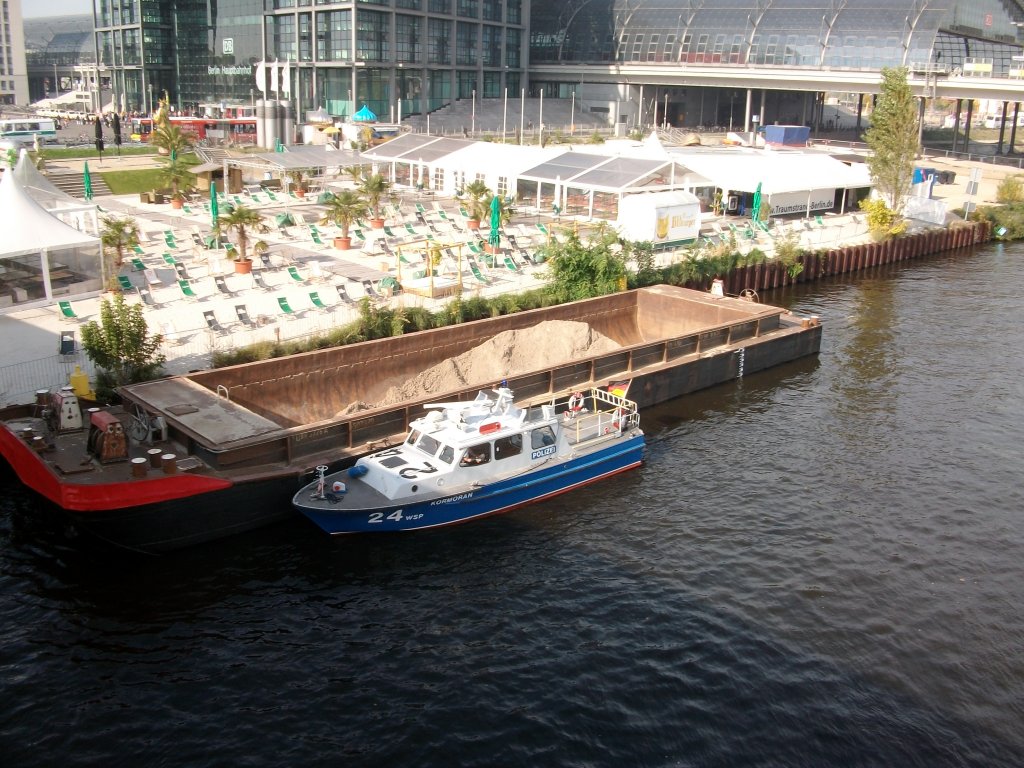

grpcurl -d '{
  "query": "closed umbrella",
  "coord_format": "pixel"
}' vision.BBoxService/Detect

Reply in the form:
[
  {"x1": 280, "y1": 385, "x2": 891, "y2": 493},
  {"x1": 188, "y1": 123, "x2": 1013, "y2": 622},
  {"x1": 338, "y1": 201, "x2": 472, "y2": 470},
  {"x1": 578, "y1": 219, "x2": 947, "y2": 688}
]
[
  {"x1": 210, "y1": 181, "x2": 220, "y2": 246},
  {"x1": 488, "y1": 196, "x2": 501, "y2": 249},
  {"x1": 111, "y1": 112, "x2": 122, "y2": 156},
  {"x1": 94, "y1": 117, "x2": 104, "y2": 157},
  {"x1": 751, "y1": 181, "x2": 762, "y2": 223},
  {"x1": 83, "y1": 161, "x2": 93, "y2": 200}
]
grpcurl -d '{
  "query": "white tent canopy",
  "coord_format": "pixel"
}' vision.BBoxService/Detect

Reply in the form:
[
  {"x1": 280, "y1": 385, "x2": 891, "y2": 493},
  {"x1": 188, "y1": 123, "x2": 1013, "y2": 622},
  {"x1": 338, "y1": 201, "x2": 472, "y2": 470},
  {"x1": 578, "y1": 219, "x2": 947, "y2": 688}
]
[
  {"x1": 14, "y1": 150, "x2": 100, "y2": 235},
  {"x1": 0, "y1": 168, "x2": 101, "y2": 308},
  {"x1": 668, "y1": 148, "x2": 870, "y2": 196}
]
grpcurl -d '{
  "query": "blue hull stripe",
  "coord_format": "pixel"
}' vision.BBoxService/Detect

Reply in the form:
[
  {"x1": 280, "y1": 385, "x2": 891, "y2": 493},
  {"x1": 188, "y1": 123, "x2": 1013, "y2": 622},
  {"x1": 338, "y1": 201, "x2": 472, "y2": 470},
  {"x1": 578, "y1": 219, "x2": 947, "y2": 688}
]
[{"x1": 299, "y1": 436, "x2": 644, "y2": 534}]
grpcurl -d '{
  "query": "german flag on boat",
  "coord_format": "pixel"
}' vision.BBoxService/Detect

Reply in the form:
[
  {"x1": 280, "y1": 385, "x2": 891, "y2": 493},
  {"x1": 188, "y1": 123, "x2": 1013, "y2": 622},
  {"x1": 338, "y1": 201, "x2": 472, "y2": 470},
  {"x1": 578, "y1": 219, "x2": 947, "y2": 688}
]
[{"x1": 607, "y1": 380, "x2": 631, "y2": 398}]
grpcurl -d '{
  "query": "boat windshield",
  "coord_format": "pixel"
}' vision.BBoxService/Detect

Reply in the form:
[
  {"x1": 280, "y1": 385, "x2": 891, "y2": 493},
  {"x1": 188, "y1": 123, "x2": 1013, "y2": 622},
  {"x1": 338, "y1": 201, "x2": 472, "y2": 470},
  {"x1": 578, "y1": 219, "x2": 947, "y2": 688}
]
[
  {"x1": 417, "y1": 433, "x2": 441, "y2": 456},
  {"x1": 406, "y1": 429, "x2": 422, "y2": 446},
  {"x1": 438, "y1": 445, "x2": 455, "y2": 464}
]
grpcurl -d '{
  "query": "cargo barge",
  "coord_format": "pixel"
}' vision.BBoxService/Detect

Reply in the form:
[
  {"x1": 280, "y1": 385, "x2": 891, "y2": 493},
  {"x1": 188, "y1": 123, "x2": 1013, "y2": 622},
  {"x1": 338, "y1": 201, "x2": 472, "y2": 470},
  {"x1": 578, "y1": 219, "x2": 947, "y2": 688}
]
[{"x1": 0, "y1": 286, "x2": 821, "y2": 552}]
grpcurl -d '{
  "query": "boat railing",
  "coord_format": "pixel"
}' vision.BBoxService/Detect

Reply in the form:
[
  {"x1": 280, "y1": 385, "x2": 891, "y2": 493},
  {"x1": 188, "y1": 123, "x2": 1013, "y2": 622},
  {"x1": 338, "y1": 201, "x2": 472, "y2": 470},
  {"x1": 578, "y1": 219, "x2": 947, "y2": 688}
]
[{"x1": 561, "y1": 388, "x2": 639, "y2": 443}]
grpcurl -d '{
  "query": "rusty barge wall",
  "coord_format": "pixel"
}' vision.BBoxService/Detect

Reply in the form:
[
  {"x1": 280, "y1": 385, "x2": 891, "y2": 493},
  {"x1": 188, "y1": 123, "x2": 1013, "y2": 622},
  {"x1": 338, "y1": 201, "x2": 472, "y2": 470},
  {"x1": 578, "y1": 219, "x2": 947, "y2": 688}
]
[
  {"x1": 187, "y1": 287, "x2": 784, "y2": 429},
  {"x1": 713, "y1": 220, "x2": 991, "y2": 296}
]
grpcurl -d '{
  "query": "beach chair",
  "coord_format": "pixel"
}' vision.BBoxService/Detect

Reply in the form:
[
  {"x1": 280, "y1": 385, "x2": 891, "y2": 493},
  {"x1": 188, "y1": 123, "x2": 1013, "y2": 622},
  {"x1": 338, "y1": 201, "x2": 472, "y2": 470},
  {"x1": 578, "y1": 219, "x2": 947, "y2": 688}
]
[
  {"x1": 361, "y1": 279, "x2": 383, "y2": 300},
  {"x1": 404, "y1": 223, "x2": 418, "y2": 237},
  {"x1": 58, "y1": 300, "x2": 79, "y2": 321},
  {"x1": 177, "y1": 279, "x2": 199, "y2": 301},
  {"x1": 144, "y1": 268, "x2": 164, "y2": 287},
  {"x1": 214, "y1": 276, "x2": 233, "y2": 296},
  {"x1": 336, "y1": 284, "x2": 355, "y2": 305},
  {"x1": 383, "y1": 225, "x2": 398, "y2": 239},
  {"x1": 276, "y1": 296, "x2": 297, "y2": 318},
  {"x1": 287, "y1": 265, "x2": 305, "y2": 283},
  {"x1": 309, "y1": 229, "x2": 327, "y2": 248},
  {"x1": 235, "y1": 304, "x2": 257, "y2": 328},
  {"x1": 129, "y1": 257, "x2": 147, "y2": 272},
  {"x1": 164, "y1": 232, "x2": 180, "y2": 250},
  {"x1": 252, "y1": 270, "x2": 270, "y2": 291},
  {"x1": 138, "y1": 287, "x2": 159, "y2": 308},
  {"x1": 536, "y1": 222, "x2": 549, "y2": 236},
  {"x1": 264, "y1": 189, "x2": 279, "y2": 203},
  {"x1": 257, "y1": 252, "x2": 275, "y2": 271},
  {"x1": 117, "y1": 274, "x2": 135, "y2": 292},
  {"x1": 203, "y1": 310, "x2": 228, "y2": 334},
  {"x1": 131, "y1": 243, "x2": 146, "y2": 257},
  {"x1": 815, "y1": 215, "x2": 825, "y2": 227},
  {"x1": 174, "y1": 262, "x2": 190, "y2": 281},
  {"x1": 502, "y1": 254, "x2": 520, "y2": 273},
  {"x1": 468, "y1": 259, "x2": 489, "y2": 284},
  {"x1": 352, "y1": 228, "x2": 366, "y2": 243},
  {"x1": 309, "y1": 291, "x2": 331, "y2": 311},
  {"x1": 162, "y1": 252, "x2": 179, "y2": 266},
  {"x1": 160, "y1": 320, "x2": 183, "y2": 345}
]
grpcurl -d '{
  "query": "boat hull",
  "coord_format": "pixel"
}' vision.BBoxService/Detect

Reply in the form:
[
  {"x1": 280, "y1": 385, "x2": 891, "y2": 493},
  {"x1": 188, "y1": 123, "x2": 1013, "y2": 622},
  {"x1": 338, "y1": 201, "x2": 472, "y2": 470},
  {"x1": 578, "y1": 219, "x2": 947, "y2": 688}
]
[{"x1": 295, "y1": 434, "x2": 644, "y2": 534}]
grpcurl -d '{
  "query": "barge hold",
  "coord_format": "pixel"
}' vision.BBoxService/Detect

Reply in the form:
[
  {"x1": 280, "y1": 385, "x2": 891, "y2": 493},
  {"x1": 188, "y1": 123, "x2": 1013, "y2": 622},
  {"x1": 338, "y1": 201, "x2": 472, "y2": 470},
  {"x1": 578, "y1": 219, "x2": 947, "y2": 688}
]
[{"x1": 0, "y1": 286, "x2": 821, "y2": 552}]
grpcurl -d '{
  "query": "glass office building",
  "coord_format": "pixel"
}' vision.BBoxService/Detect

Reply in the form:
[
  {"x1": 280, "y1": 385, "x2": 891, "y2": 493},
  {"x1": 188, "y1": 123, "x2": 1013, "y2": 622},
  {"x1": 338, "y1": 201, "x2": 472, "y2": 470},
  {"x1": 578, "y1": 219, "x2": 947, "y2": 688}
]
[
  {"x1": 93, "y1": 0, "x2": 526, "y2": 121},
  {"x1": 90, "y1": 0, "x2": 1024, "y2": 123},
  {"x1": 531, "y1": 0, "x2": 1023, "y2": 72},
  {"x1": 93, "y1": 0, "x2": 264, "y2": 113},
  {"x1": 264, "y1": 0, "x2": 526, "y2": 121}
]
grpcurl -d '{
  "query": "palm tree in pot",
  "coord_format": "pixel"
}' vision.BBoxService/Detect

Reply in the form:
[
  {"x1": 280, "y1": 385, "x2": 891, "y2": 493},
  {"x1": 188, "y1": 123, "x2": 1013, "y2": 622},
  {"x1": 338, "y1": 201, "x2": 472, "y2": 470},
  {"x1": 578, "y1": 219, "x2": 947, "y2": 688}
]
[
  {"x1": 320, "y1": 189, "x2": 368, "y2": 250},
  {"x1": 99, "y1": 214, "x2": 140, "y2": 288},
  {"x1": 159, "y1": 154, "x2": 195, "y2": 208},
  {"x1": 217, "y1": 204, "x2": 269, "y2": 274},
  {"x1": 360, "y1": 172, "x2": 392, "y2": 229},
  {"x1": 463, "y1": 179, "x2": 492, "y2": 230}
]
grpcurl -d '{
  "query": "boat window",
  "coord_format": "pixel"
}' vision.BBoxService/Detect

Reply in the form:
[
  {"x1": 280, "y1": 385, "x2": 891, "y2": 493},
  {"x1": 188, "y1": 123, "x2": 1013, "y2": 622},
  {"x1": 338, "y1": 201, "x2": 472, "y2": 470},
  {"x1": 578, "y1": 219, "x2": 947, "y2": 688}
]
[
  {"x1": 531, "y1": 426, "x2": 556, "y2": 449},
  {"x1": 406, "y1": 429, "x2": 422, "y2": 446},
  {"x1": 493, "y1": 433, "x2": 523, "y2": 460},
  {"x1": 438, "y1": 445, "x2": 455, "y2": 464},
  {"x1": 417, "y1": 433, "x2": 441, "y2": 455},
  {"x1": 460, "y1": 443, "x2": 491, "y2": 466}
]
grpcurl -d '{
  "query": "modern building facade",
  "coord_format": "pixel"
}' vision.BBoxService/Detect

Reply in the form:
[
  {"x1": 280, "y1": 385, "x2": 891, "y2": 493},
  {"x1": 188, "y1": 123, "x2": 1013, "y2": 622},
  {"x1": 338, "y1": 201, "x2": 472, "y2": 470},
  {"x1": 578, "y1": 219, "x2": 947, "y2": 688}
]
[
  {"x1": 85, "y1": 0, "x2": 1024, "y2": 131},
  {"x1": 1, "y1": 0, "x2": 28, "y2": 105},
  {"x1": 92, "y1": 0, "x2": 527, "y2": 121},
  {"x1": 529, "y1": 0, "x2": 1024, "y2": 129},
  {"x1": 24, "y1": 14, "x2": 94, "y2": 104}
]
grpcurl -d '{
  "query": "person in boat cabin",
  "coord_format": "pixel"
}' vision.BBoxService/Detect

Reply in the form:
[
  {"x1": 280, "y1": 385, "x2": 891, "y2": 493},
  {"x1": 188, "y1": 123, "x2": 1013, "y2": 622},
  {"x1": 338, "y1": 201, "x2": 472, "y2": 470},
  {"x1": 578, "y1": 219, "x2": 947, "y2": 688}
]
[{"x1": 461, "y1": 445, "x2": 490, "y2": 466}]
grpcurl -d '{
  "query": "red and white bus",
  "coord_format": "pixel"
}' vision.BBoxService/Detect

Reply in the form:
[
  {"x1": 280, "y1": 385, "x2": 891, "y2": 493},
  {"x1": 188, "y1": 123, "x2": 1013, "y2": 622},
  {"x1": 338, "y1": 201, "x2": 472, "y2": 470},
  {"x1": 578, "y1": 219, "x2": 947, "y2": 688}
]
[{"x1": 130, "y1": 115, "x2": 258, "y2": 145}]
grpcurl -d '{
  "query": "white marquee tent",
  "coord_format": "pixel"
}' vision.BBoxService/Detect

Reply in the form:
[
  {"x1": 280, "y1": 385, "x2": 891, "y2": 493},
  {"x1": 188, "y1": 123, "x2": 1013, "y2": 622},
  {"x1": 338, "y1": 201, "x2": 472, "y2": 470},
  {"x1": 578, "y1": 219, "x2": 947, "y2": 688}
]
[{"x1": 0, "y1": 168, "x2": 101, "y2": 309}]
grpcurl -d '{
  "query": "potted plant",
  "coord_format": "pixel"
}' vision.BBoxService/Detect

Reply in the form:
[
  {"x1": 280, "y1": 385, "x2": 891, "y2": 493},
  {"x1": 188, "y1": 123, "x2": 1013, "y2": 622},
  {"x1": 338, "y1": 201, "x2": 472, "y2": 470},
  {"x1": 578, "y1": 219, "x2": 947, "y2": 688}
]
[
  {"x1": 217, "y1": 204, "x2": 269, "y2": 274},
  {"x1": 99, "y1": 214, "x2": 140, "y2": 270},
  {"x1": 463, "y1": 179, "x2": 492, "y2": 231},
  {"x1": 288, "y1": 170, "x2": 308, "y2": 198},
  {"x1": 159, "y1": 154, "x2": 194, "y2": 209},
  {"x1": 360, "y1": 172, "x2": 392, "y2": 229},
  {"x1": 320, "y1": 189, "x2": 368, "y2": 250}
]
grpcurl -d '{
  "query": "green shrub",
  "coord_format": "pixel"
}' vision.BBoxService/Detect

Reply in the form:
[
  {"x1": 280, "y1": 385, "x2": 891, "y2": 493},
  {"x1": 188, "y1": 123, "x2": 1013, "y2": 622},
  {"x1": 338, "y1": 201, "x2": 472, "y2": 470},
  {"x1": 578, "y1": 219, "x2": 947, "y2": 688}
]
[{"x1": 996, "y1": 175, "x2": 1024, "y2": 203}]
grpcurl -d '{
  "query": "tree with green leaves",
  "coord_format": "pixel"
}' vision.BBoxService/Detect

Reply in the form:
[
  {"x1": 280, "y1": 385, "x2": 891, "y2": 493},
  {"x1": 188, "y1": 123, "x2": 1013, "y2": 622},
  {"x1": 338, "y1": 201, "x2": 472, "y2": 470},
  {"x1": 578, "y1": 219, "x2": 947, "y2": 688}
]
[
  {"x1": 159, "y1": 154, "x2": 195, "y2": 202},
  {"x1": 540, "y1": 226, "x2": 629, "y2": 303},
  {"x1": 360, "y1": 172, "x2": 392, "y2": 221},
  {"x1": 151, "y1": 122, "x2": 192, "y2": 157},
  {"x1": 320, "y1": 188, "x2": 368, "y2": 241},
  {"x1": 99, "y1": 214, "x2": 140, "y2": 270},
  {"x1": 864, "y1": 67, "x2": 919, "y2": 216},
  {"x1": 217, "y1": 204, "x2": 269, "y2": 262},
  {"x1": 81, "y1": 292, "x2": 166, "y2": 400},
  {"x1": 462, "y1": 179, "x2": 493, "y2": 224}
]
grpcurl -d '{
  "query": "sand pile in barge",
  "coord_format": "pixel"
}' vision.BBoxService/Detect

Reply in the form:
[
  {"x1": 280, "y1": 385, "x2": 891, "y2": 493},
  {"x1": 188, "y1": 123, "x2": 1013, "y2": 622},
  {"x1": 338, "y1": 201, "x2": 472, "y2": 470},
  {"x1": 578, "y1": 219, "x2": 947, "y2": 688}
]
[{"x1": 336, "y1": 321, "x2": 619, "y2": 416}]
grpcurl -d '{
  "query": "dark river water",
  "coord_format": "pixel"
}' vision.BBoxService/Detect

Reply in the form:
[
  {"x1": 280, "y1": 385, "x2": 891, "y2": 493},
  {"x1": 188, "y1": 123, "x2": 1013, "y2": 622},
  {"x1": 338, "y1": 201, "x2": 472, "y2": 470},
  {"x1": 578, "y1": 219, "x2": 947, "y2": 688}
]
[{"x1": 2, "y1": 242, "x2": 1023, "y2": 767}]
